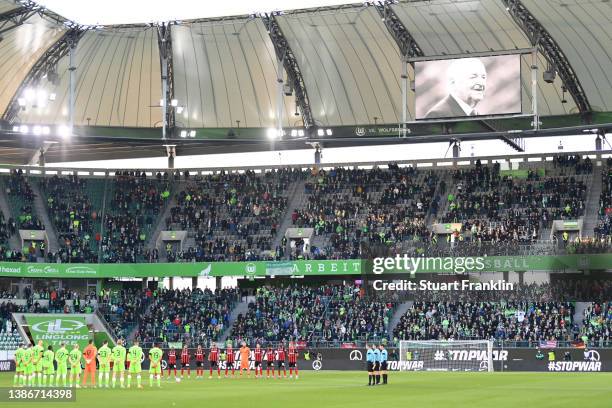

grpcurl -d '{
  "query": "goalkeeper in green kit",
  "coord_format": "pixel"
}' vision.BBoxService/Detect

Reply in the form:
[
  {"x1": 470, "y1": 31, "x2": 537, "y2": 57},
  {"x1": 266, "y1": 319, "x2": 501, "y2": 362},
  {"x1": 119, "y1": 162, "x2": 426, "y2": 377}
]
[
  {"x1": 55, "y1": 343, "x2": 69, "y2": 387},
  {"x1": 97, "y1": 340, "x2": 112, "y2": 388},
  {"x1": 42, "y1": 345, "x2": 55, "y2": 387},
  {"x1": 111, "y1": 339, "x2": 127, "y2": 388},
  {"x1": 127, "y1": 340, "x2": 144, "y2": 389},
  {"x1": 149, "y1": 343, "x2": 163, "y2": 387},
  {"x1": 69, "y1": 344, "x2": 82, "y2": 388}
]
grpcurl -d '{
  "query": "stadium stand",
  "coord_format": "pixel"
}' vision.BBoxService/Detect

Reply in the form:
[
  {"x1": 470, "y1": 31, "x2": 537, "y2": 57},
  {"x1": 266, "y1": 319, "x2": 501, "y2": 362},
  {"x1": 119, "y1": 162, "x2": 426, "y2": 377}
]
[
  {"x1": 2, "y1": 170, "x2": 44, "y2": 235},
  {"x1": 291, "y1": 166, "x2": 440, "y2": 260},
  {"x1": 392, "y1": 301, "x2": 576, "y2": 346},
  {"x1": 41, "y1": 175, "x2": 106, "y2": 263},
  {"x1": 101, "y1": 172, "x2": 170, "y2": 263},
  {"x1": 0, "y1": 156, "x2": 607, "y2": 263},
  {"x1": 134, "y1": 288, "x2": 239, "y2": 346},
  {"x1": 580, "y1": 302, "x2": 612, "y2": 346},
  {"x1": 164, "y1": 169, "x2": 304, "y2": 262},
  {"x1": 230, "y1": 284, "x2": 396, "y2": 345}
]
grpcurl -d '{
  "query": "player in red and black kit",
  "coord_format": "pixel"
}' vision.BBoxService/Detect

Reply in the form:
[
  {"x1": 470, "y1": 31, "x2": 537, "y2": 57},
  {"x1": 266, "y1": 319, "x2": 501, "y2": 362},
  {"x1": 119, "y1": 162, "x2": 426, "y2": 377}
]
[
  {"x1": 195, "y1": 345, "x2": 205, "y2": 379},
  {"x1": 276, "y1": 344, "x2": 287, "y2": 378},
  {"x1": 253, "y1": 344, "x2": 264, "y2": 378},
  {"x1": 266, "y1": 346, "x2": 275, "y2": 378},
  {"x1": 180, "y1": 346, "x2": 191, "y2": 378},
  {"x1": 167, "y1": 348, "x2": 178, "y2": 379},
  {"x1": 225, "y1": 343, "x2": 235, "y2": 377},
  {"x1": 288, "y1": 342, "x2": 299, "y2": 379},
  {"x1": 208, "y1": 344, "x2": 220, "y2": 379}
]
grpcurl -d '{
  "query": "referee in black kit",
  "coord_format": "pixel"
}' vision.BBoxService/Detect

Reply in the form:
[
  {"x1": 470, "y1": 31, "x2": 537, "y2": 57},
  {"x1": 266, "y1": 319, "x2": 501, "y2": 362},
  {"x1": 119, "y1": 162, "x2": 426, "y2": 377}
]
[
  {"x1": 366, "y1": 344, "x2": 375, "y2": 386},
  {"x1": 379, "y1": 344, "x2": 388, "y2": 384}
]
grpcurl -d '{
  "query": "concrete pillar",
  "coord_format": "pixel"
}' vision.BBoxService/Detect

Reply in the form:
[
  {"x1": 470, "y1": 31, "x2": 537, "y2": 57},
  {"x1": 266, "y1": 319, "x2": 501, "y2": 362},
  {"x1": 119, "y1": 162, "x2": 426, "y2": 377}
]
[
  {"x1": 215, "y1": 277, "x2": 222, "y2": 290},
  {"x1": 192, "y1": 277, "x2": 197, "y2": 289}
]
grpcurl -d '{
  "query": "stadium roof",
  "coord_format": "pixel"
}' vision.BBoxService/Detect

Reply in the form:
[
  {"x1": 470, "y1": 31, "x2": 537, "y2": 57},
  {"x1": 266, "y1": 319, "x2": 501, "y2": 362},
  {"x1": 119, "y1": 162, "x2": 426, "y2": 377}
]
[{"x1": 0, "y1": 0, "x2": 610, "y2": 164}]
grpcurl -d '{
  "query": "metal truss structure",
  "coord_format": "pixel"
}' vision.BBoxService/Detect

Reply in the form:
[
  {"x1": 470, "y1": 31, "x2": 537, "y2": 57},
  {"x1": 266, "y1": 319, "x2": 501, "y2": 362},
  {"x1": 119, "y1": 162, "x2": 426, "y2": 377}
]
[
  {"x1": 157, "y1": 22, "x2": 175, "y2": 138},
  {"x1": 262, "y1": 13, "x2": 314, "y2": 129},
  {"x1": 2, "y1": 27, "x2": 85, "y2": 123},
  {"x1": 503, "y1": 0, "x2": 591, "y2": 115}
]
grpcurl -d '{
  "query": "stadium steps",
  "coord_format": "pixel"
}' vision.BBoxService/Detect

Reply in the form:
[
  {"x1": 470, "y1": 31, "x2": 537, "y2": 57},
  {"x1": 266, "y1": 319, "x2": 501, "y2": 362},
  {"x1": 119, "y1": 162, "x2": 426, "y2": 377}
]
[
  {"x1": 0, "y1": 193, "x2": 21, "y2": 250},
  {"x1": 581, "y1": 167, "x2": 602, "y2": 237},
  {"x1": 573, "y1": 302, "x2": 590, "y2": 331},
  {"x1": 425, "y1": 172, "x2": 447, "y2": 225},
  {"x1": 431, "y1": 171, "x2": 453, "y2": 222},
  {"x1": 146, "y1": 180, "x2": 179, "y2": 251},
  {"x1": 219, "y1": 298, "x2": 249, "y2": 342},
  {"x1": 273, "y1": 179, "x2": 306, "y2": 253},
  {"x1": 30, "y1": 181, "x2": 59, "y2": 253},
  {"x1": 389, "y1": 301, "x2": 413, "y2": 333}
]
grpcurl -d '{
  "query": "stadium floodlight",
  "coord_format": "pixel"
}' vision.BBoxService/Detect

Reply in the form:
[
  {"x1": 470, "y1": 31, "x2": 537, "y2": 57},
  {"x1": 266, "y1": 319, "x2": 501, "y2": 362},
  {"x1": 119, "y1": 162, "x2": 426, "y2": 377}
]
[
  {"x1": 24, "y1": 88, "x2": 35, "y2": 101},
  {"x1": 37, "y1": 90, "x2": 47, "y2": 102},
  {"x1": 41, "y1": 126, "x2": 51, "y2": 136},
  {"x1": 189, "y1": 130, "x2": 196, "y2": 138},
  {"x1": 290, "y1": 129, "x2": 298, "y2": 137},
  {"x1": 18, "y1": 98, "x2": 26, "y2": 107},
  {"x1": 176, "y1": 106, "x2": 184, "y2": 114},
  {"x1": 33, "y1": 125, "x2": 42, "y2": 136},
  {"x1": 267, "y1": 128, "x2": 277, "y2": 139},
  {"x1": 12, "y1": 125, "x2": 19, "y2": 132},
  {"x1": 57, "y1": 124, "x2": 71, "y2": 138},
  {"x1": 49, "y1": 93, "x2": 57, "y2": 101},
  {"x1": 159, "y1": 99, "x2": 164, "y2": 107},
  {"x1": 298, "y1": 129, "x2": 304, "y2": 137},
  {"x1": 171, "y1": 99, "x2": 179, "y2": 107},
  {"x1": 19, "y1": 125, "x2": 29, "y2": 134},
  {"x1": 317, "y1": 129, "x2": 324, "y2": 136},
  {"x1": 326, "y1": 129, "x2": 333, "y2": 136},
  {"x1": 180, "y1": 130, "x2": 187, "y2": 138}
]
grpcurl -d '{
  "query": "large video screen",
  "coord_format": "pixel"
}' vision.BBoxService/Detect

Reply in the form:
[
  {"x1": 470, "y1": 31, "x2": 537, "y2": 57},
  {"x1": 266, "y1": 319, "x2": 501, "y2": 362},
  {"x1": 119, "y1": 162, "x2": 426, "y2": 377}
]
[{"x1": 415, "y1": 54, "x2": 521, "y2": 120}]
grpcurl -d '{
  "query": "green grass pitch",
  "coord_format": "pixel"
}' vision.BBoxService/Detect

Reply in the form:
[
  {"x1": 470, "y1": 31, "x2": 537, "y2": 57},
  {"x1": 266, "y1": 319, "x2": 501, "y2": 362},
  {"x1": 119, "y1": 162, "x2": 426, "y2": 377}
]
[{"x1": 1, "y1": 371, "x2": 611, "y2": 408}]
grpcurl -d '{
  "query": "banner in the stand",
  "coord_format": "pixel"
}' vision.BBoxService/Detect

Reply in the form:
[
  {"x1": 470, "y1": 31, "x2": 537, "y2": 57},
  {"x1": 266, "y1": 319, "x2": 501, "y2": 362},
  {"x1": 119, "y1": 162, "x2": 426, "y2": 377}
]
[{"x1": 0, "y1": 254, "x2": 609, "y2": 278}]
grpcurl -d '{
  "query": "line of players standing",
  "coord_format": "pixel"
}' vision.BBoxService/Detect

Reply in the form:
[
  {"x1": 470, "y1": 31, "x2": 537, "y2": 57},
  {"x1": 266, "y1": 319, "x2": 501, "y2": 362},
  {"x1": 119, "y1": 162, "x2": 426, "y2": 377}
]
[{"x1": 167, "y1": 341, "x2": 300, "y2": 380}]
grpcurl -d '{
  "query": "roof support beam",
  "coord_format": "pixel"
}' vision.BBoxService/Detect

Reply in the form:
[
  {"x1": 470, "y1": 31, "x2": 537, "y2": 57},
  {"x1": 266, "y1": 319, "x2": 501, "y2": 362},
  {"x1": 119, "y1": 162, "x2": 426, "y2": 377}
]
[
  {"x1": 502, "y1": 0, "x2": 591, "y2": 116},
  {"x1": 374, "y1": 1, "x2": 424, "y2": 135},
  {"x1": 2, "y1": 28, "x2": 86, "y2": 124},
  {"x1": 374, "y1": 1, "x2": 424, "y2": 59},
  {"x1": 157, "y1": 23, "x2": 175, "y2": 140},
  {"x1": 262, "y1": 13, "x2": 314, "y2": 129},
  {"x1": 0, "y1": 2, "x2": 40, "y2": 37}
]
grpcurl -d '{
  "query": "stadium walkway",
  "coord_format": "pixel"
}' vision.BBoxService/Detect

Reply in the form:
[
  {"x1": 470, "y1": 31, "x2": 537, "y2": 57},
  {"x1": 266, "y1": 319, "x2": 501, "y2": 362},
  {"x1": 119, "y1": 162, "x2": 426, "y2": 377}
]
[{"x1": 219, "y1": 298, "x2": 249, "y2": 342}]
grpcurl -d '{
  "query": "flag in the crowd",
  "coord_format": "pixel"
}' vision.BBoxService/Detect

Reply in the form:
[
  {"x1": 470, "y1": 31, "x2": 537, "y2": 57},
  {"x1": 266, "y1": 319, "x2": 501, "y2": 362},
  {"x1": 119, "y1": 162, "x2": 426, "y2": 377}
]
[
  {"x1": 539, "y1": 340, "x2": 558, "y2": 349},
  {"x1": 340, "y1": 343, "x2": 357, "y2": 349}
]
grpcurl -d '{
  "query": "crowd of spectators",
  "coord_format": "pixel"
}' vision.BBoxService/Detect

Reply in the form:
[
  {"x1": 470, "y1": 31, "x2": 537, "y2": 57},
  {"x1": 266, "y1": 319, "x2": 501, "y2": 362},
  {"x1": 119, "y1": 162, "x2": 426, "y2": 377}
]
[
  {"x1": 439, "y1": 160, "x2": 588, "y2": 245},
  {"x1": 393, "y1": 301, "x2": 576, "y2": 345},
  {"x1": 4, "y1": 170, "x2": 44, "y2": 230},
  {"x1": 135, "y1": 288, "x2": 239, "y2": 346},
  {"x1": 165, "y1": 169, "x2": 304, "y2": 262},
  {"x1": 42, "y1": 175, "x2": 101, "y2": 263},
  {"x1": 98, "y1": 287, "x2": 153, "y2": 339},
  {"x1": 101, "y1": 172, "x2": 169, "y2": 263},
  {"x1": 291, "y1": 165, "x2": 440, "y2": 260},
  {"x1": 407, "y1": 279, "x2": 612, "y2": 303},
  {"x1": 580, "y1": 302, "x2": 612, "y2": 346},
  {"x1": 231, "y1": 284, "x2": 395, "y2": 345},
  {"x1": 594, "y1": 159, "x2": 612, "y2": 241}
]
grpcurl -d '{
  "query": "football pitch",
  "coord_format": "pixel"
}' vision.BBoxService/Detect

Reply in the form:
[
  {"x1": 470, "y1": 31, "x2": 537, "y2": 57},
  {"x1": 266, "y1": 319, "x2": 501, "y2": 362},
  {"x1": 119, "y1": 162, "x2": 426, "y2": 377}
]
[{"x1": 1, "y1": 371, "x2": 610, "y2": 408}]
